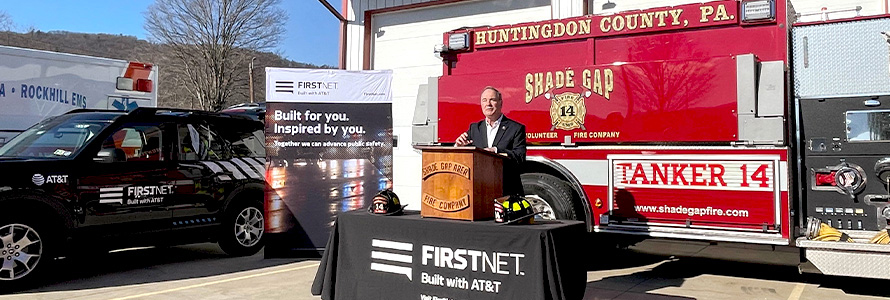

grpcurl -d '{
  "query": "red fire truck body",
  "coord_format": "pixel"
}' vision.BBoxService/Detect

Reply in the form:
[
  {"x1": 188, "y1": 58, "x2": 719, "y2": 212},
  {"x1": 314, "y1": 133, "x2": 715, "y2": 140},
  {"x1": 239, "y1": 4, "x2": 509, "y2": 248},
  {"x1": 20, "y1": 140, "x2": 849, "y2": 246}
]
[{"x1": 419, "y1": 0, "x2": 890, "y2": 279}]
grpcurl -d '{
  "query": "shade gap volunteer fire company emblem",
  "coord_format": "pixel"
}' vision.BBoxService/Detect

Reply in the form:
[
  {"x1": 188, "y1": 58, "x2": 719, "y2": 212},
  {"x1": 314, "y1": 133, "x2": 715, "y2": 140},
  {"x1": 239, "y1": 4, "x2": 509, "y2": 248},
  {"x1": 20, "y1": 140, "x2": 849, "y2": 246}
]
[
  {"x1": 546, "y1": 90, "x2": 589, "y2": 131},
  {"x1": 524, "y1": 67, "x2": 614, "y2": 138},
  {"x1": 421, "y1": 161, "x2": 472, "y2": 212}
]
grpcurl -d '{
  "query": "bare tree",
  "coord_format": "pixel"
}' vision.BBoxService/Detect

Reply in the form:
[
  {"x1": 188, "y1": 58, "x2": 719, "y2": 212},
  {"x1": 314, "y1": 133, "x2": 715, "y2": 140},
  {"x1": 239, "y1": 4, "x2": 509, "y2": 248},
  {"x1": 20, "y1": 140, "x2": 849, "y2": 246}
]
[
  {"x1": 0, "y1": 11, "x2": 14, "y2": 46},
  {"x1": 145, "y1": 0, "x2": 286, "y2": 111},
  {"x1": 0, "y1": 11, "x2": 13, "y2": 31}
]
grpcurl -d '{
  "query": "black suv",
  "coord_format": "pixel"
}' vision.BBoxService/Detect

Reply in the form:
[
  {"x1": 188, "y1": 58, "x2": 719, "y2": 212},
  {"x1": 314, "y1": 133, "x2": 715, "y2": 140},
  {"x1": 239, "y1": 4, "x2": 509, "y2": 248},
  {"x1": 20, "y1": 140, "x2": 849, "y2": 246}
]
[
  {"x1": 221, "y1": 102, "x2": 265, "y2": 121},
  {"x1": 0, "y1": 108, "x2": 267, "y2": 287}
]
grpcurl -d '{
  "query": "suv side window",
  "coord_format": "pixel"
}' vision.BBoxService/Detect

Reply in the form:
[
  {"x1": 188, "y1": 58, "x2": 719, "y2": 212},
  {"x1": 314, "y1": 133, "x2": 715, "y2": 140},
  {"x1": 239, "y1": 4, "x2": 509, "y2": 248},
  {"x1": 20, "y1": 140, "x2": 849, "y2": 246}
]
[
  {"x1": 101, "y1": 124, "x2": 164, "y2": 162},
  {"x1": 177, "y1": 124, "x2": 231, "y2": 161},
  {"x1": 227, "y1": 129, "x2": 265, "y2": 158}
]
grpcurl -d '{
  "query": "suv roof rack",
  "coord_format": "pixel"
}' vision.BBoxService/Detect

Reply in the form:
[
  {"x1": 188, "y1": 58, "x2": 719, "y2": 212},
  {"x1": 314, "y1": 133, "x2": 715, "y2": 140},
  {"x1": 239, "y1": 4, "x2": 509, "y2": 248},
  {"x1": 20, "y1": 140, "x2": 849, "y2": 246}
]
[
  {"x1": 130, "y1": 107, "x2": 255, "y2": 121},
  {"x1": 64, "y1": 109, "x2": 128, "y2": 115}
]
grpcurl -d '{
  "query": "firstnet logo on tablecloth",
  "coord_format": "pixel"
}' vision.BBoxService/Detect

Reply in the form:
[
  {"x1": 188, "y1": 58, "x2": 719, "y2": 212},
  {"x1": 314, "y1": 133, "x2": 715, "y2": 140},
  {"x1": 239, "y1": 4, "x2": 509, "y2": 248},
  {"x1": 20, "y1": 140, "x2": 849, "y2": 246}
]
[
  {"x1": 368, "y1": 238, "x2": 528, "y2": 295},
  {"x1": 370, "y1": 239, "x2": 414, "y2": 280}
]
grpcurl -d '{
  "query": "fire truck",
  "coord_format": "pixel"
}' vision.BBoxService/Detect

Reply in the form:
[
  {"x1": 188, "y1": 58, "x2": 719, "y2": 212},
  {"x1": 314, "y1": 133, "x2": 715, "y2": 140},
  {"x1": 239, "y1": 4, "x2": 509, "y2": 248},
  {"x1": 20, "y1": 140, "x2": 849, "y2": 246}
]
[{"x1": 413, "y1": 0, "x2": 890, "y2": 279}]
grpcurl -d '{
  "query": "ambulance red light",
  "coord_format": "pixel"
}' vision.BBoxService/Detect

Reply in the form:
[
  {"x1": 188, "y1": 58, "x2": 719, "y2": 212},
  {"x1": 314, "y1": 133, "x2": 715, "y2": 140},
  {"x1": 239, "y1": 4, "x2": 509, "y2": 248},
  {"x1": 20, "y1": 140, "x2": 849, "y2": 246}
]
[
  {"x1": 117, "y1": 62, "x2": 154, "y2": 92},
  {"x1": 136, "y1": 79, "x2": 153, "y2": 92},
  {"x1": 814, "y1": 171, "x2": 837, "y2": 186}
]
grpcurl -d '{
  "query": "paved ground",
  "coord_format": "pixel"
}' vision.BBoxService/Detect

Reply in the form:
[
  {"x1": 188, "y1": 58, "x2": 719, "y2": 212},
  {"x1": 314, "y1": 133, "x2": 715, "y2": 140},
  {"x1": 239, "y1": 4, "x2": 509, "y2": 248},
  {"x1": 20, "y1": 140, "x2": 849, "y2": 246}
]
[
  {"x1": 3, "y1": 243, "x2": 890, "y2": 300},
  {"x1": 581, "y1": 251, "x2": 890, "y2": 300}
]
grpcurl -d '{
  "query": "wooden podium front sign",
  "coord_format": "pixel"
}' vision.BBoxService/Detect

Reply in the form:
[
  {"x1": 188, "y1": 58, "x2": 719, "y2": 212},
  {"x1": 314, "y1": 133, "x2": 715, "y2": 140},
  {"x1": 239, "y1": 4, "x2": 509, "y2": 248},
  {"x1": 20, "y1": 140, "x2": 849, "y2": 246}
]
[{"x1": 416, "y1": 146, "x2": 504, "y2": 221}]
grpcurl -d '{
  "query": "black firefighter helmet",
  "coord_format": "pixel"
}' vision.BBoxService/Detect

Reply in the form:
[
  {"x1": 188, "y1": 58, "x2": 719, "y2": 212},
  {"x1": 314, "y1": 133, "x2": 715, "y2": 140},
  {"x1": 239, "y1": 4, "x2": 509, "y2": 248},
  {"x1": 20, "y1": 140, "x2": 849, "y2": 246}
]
[
  {"x1": 368, "y1": 189, "x2": 406, "y2": 216},
  {"x1": 494, "y1": 195, "x2": 539, "y2": 225}
]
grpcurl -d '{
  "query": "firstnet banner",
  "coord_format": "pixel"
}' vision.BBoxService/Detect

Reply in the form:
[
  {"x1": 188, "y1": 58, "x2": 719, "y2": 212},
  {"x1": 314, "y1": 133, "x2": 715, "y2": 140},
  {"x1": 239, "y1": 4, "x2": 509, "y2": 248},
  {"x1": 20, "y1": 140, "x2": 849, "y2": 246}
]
[
  {"x1": 264, "y1": 68, "x2": 394, "y2": 255},
  {"x1": 265, "y1": 68, "x2": 392, "y2": 103}
]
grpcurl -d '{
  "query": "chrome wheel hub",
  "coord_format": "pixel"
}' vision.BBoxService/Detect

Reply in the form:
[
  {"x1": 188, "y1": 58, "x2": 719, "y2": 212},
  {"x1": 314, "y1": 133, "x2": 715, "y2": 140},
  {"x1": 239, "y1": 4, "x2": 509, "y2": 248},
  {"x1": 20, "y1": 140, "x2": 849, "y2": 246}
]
[
  {"x1": 0, "y1": 224, "x2": 42, "y2": 281},
  {"x1": 525, "y1": 195, "x2": 556, "y2": 220},
  {"x1": 234, "y1": 207, "x2": 264, "y2": 247}
]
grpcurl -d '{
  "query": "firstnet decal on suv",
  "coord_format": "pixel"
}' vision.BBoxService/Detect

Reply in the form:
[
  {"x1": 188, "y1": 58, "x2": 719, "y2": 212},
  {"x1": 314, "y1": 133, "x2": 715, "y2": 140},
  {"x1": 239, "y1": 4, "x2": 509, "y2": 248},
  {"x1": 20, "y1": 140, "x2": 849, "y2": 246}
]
[{"x1": 0, "y1": 108, "x2": 267, "y2": 288}]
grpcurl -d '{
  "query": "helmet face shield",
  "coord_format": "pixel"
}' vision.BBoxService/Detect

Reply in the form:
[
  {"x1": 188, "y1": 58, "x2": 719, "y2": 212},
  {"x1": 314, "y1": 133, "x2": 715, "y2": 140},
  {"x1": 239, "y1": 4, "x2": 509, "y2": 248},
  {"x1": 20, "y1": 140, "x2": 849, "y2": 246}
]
[{"x1": 368, "y1": 189, "x2": 406, "y2": 216}]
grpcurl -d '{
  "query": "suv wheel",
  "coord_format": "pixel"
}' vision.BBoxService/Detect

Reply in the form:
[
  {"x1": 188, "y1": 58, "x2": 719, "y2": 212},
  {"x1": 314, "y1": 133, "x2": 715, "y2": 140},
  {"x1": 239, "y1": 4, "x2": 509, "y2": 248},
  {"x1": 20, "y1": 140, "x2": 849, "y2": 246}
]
[
  {"x1": 0, "y1": 219, "x2": 56, "y2": 290},
  {"x1": 218, "y1": 201, "x2": 265, "y2": 256}
]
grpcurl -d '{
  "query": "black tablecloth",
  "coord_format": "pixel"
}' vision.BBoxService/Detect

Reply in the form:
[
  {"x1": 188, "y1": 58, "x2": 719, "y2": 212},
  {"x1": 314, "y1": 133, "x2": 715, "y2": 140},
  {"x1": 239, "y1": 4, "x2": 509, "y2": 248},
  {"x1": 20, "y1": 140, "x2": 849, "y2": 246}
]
[{"x1": 311, "y1": 210, "x2": 587, "y2": 300}]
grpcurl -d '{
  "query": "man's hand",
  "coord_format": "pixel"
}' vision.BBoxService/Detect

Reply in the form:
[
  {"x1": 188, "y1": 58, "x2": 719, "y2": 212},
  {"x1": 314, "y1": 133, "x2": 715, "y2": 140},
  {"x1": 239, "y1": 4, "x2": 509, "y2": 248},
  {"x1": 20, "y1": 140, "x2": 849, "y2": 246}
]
[
  {"x1": 455, "y1": 132, "x2": 472, "y2": 147},
  {"x1": 484, "y1": 147, "x2": 497, "y2": 153}
]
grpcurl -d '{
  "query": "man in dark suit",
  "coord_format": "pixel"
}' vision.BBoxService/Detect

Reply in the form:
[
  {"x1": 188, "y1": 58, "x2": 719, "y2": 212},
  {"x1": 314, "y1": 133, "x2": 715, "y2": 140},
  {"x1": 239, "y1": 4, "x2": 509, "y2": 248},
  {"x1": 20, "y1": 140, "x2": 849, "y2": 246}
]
[{"x1": 455, "y1": 86, "x2": 527, "y2": 196}]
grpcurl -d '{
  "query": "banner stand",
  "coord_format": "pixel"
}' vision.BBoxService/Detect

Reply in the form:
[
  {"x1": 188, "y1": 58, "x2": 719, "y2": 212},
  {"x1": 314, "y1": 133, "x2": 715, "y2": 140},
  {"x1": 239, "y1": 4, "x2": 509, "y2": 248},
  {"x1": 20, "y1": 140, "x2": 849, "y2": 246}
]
[{"x1": 263, "y1": 68, "x2": 393, "y2": 257}]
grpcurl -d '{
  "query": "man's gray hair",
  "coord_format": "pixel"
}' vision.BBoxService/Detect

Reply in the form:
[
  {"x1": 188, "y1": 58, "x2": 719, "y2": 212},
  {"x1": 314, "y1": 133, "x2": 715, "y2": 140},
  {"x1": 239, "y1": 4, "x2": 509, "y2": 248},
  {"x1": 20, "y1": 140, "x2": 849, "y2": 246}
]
[{"x1": 482, "y1": 86, "x2": 502, "y2": 101}]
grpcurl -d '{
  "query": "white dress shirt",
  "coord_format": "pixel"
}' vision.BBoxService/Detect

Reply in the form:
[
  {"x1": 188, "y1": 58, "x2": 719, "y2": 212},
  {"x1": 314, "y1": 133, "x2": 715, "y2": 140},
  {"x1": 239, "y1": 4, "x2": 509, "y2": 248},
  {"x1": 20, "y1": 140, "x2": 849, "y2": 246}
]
[{"x1": 485, "y1": 114, "x2": 503, "y2": 149}]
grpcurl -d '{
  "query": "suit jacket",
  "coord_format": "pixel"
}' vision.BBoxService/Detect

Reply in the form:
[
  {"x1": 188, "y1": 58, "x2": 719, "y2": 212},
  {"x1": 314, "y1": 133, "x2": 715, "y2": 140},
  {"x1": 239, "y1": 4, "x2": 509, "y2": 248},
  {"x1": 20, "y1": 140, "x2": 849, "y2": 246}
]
[{"x1": 466, "y1": 115, "x2": 527, "y2": 195}]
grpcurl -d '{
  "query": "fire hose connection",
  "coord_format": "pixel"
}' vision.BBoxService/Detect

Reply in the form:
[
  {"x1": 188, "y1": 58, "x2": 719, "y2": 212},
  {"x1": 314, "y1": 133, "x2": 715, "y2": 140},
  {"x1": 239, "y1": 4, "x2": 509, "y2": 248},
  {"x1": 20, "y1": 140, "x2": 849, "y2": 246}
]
[
  {"x1": 805, "y1": 217, "x2": 855, "y2": 242},
  {"x1": 806, "y1": 216, "x2": 890, "y2": 244}
]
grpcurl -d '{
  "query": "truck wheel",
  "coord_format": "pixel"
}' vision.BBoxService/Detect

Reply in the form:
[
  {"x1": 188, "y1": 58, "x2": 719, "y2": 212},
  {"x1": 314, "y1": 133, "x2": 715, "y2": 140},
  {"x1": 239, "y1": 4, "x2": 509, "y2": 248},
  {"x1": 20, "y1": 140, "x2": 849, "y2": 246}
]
[
  {"x1": 521, "y1": 173, "x2": 579, "y2": 221},
  {"x1": 0, "y1": 218, "x2": 57, "y2": 290},
  {"x1": 218, "y1": 200, "x2": 265, "y2": 256}
]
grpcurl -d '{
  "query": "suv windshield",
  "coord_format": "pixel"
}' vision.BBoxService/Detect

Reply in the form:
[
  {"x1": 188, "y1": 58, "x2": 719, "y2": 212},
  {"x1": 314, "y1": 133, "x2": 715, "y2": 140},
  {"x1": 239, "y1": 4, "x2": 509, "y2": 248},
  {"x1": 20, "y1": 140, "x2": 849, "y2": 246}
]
[{"x1": 0, "y1": 116, "x2": 110, "y2": 159}]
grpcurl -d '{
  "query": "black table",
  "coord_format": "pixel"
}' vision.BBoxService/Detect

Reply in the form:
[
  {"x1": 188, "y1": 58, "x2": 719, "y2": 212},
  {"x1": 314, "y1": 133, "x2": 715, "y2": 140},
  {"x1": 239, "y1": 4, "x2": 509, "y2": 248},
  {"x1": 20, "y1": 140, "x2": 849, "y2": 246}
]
[{"x1": 311, "y1": 210, "x2": 587, "y2": 300}]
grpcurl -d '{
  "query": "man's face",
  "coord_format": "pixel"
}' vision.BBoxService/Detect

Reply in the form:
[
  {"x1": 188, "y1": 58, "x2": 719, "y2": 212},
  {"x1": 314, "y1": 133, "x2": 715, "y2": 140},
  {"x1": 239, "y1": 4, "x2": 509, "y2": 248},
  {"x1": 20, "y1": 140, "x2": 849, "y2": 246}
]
[{"x1": 481, "y1": 89, "x2": 502, "y2": 119}]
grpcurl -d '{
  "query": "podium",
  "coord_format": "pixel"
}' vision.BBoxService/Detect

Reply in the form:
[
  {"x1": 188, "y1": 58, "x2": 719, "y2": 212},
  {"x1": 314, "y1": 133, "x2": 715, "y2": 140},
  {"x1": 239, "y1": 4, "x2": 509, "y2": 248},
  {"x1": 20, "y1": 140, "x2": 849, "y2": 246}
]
[{"x1": 415, "y1": 146, "x2": 505, "y2": 221}]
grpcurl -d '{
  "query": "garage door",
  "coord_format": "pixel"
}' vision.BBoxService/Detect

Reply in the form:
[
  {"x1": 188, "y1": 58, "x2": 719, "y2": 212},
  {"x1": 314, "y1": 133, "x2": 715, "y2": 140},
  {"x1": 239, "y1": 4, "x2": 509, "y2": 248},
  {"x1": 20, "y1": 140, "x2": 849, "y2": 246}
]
[{"x1": 372, "y1": 0, "x2": 551, "y2": 209}]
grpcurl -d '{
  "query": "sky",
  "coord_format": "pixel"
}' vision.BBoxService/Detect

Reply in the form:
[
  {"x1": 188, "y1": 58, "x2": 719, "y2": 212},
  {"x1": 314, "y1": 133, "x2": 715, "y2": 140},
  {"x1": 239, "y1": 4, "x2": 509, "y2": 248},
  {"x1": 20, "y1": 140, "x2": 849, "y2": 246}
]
[{"x1": 2, "y1": 0, "x2": 342, "y2": 67}]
